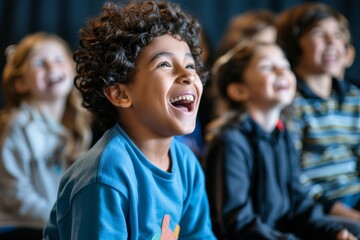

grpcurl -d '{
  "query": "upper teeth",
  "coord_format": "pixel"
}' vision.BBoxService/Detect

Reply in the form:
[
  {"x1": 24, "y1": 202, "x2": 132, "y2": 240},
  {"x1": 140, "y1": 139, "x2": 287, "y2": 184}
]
[{"x1": 170, "y1": 95, "x2": 194, "y2": 103}]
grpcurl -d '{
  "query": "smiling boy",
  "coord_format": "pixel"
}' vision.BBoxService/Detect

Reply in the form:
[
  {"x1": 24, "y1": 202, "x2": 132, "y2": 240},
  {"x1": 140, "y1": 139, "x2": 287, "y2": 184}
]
[
  {"x1": 277, "y1": 2, "x2": 360, "y2": 223},
  {"x1": 43, "y1": 1, "x2": 215, "y2": 239}
]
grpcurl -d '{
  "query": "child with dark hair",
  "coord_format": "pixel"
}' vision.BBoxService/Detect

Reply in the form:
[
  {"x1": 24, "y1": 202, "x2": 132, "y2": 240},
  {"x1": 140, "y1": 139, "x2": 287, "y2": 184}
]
[
  {"x1": 43, "y1": 0, "x2": 215, "y2": 239},
  {"x1": 204, "y1": 40, "x2": 359, "y2": 239},
  {"x1": 205, "y1": 9, "x2": 277, "y2": 141},
  {"x1": 277, "y1": 2, "x2": 360, "y2": 222}
]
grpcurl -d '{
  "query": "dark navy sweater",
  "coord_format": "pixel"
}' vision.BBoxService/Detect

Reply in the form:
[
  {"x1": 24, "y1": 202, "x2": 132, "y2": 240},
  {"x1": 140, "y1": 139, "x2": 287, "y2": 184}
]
[{"x1": 204, "y1": 115, "x2": 342, "y2": 239}]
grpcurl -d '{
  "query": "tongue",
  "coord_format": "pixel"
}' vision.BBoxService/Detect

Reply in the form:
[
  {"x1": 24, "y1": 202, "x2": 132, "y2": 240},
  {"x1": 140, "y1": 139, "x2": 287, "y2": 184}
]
[
  {"x1": 176, "y1": 106, "x2": 188, "y2": 111},
  {"x1": 172, "y1": 101, "x2": 189, "y2": 111}
]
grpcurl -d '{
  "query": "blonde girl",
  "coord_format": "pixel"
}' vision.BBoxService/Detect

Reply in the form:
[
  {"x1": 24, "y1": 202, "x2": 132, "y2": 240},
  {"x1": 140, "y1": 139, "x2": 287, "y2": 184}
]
[{"x1": 0, "y1": 32, "x2": 92, "y2": 239}]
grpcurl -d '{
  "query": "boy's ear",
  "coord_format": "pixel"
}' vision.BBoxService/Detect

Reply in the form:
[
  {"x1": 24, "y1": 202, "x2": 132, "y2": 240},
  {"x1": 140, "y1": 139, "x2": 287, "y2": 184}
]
[
  {"x1": 227, "y1": 82, "x2": 249, "y2": 102},
  {"x1": 103, "y1": 84, "x2": 132, "y2": 108},
  {"x1": 345, "y1": 45, "x2": 356, "y2": 68}
]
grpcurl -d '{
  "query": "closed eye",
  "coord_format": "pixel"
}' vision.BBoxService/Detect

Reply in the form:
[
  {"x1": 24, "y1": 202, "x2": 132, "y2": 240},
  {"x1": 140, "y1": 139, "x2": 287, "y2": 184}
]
[
  {"x1": 258, "y1": 64, "x2": 273, "y2": 71},
  {"x1": 334, "y1": 31, "x2": 345, "y2": 40},
  {"x1": 54, "y1": 55, "x2": 66, "y2": 63},
  {"x1": 310, "y1": 28, "x2": 324, "y2": 38}
]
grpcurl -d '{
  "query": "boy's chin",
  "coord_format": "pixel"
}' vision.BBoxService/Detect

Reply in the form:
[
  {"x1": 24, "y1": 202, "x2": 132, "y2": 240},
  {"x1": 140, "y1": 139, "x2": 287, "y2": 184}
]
[{"x1": 177, "y1": 125, "x2": 196, "y2": 136}]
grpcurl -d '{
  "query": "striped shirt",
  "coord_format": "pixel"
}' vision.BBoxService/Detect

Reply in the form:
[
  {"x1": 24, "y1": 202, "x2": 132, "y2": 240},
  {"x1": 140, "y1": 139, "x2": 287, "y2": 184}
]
[{"x1": 287, "y1": 78, "x2": 360, "y2": 212}]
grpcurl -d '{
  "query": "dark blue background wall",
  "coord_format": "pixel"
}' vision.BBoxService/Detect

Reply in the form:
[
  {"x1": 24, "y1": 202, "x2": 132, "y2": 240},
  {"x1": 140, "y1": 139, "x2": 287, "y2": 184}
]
[{"x1": 1, "y1": 0, "x2": 359, "y2": 107}]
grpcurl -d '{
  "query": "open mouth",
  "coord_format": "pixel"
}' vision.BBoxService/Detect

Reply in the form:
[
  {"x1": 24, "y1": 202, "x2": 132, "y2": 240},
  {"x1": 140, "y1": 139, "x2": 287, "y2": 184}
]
[
  {"x1": 322, "y1": 50, "x2": 337, "y2": 63},
  {"x1": 273, "y1": 81, "x2": 289, "y2": 91},
  {"x1": 169, "y1": 94, "x2": 195, "y2": 112}
]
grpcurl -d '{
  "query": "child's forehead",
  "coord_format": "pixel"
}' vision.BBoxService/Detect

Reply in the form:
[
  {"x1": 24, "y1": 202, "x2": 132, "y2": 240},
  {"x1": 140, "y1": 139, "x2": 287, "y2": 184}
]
[
  {"x1": 310, "y1": 17, "x2": 340, "y2": 27},
  {"x1": 31, "y1": 40, "x2": 65, "y2": 53},
  {"x1": 27, "y1": 40, "x2": 70, "y2": 61},
  {"x1": 303, "y1": 17, "x2": 345, "y2": 36},
  {"x1": 137, "y1": 34, "x2": 191, "y2": 60},
  {"x1": 248, "y1": 45, "x2": 286, "y2": 64},
  {"x1": 254, "y1": 44, "x2": 282, "y2": 57},
  {"x1": 149, "y1": 34, "x2": 188, "y2": 47},
  {"x1": 303, "y1": 17, "x2": 349, "y2": 42}
]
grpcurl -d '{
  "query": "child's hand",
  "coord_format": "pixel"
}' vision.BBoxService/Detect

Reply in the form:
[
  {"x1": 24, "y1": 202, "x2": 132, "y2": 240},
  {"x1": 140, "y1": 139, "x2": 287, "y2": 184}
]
[
  {"x1": 330, "y1": 201, "x2": 360, "y2": 222},
  {"x1": 337, "y1": 229, "x2": 357, "y2": 240}
]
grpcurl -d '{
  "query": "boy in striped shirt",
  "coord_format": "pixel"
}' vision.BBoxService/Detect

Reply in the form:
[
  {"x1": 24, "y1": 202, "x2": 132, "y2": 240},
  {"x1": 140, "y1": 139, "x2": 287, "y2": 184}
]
[{"x1": 278, "y1": 2, "x2": 360, "y2": 222}]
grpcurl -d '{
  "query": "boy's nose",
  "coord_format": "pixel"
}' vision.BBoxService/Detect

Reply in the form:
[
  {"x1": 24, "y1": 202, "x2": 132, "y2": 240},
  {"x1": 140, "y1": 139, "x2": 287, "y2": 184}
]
[
  {"x1": 177, "y1": 70, "x2": 195, "y2": 84},
  {"x1": 325, "y1": 33, "x2": 336, "y2": 44},
  {"x1": 179, "y1": 76, "x2": 195, "y2": 84}
]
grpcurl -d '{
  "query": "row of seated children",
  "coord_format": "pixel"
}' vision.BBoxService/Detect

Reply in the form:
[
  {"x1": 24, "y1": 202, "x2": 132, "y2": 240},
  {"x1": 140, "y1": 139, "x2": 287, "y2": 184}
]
[
  {"x1": 204, "y1": 2, "x2": 360, "y2": 239},
  {"x1": 0, "y1": 0, "x2": 360, "y2": 239}
]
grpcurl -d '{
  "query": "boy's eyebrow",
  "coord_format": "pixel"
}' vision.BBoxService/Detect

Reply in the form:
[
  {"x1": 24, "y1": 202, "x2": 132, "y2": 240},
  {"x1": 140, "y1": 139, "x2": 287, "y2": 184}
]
[
  {"x1": 149, "y1": 52, "x2": 172, "y2": 63},
  {"x1": 148, "y1": 51, "x2": 193, "y2": 63}
]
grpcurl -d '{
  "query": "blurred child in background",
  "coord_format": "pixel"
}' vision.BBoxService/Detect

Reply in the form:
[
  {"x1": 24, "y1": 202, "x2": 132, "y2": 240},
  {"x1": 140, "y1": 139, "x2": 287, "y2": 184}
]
[
  {"x1": 0, "y1": 32, "x2": 92, "y2": 240},
  {"x1": 277, "y1": 2, "x2": 360, "y2": 222},
  {"x1": 206, "y1": 9, "x2": 277, "y2": 140}
]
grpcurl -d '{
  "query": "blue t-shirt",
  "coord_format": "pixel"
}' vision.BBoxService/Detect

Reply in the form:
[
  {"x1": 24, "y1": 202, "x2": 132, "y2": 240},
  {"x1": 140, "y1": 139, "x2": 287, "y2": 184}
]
[{"x1": 44, "y1": 124, "x2": 215, "y2": 240}]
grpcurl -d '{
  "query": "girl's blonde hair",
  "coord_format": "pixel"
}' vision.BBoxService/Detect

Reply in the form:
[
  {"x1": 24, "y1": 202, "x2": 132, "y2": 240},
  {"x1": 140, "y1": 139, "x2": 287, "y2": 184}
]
[{"x1": 2, "y1": 32, "x2": 92, "y2": 163}]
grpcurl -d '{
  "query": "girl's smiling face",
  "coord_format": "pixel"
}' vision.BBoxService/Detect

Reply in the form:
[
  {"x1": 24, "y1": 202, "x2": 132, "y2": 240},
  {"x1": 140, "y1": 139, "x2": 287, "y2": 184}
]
[
  {"x1": 241, "y1": 44, "x2": 296, "y2": 111},
  {"x1": 22, "y1": 40, "x2": 75, "y2": 103},
  {"x1": 121, "y1": 34, "x2": 203, "y2": 138}
]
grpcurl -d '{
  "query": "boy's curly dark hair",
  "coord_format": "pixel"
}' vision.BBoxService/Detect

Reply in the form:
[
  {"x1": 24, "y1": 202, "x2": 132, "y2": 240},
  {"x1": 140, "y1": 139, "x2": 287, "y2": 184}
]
[{"x1": 74, "y1": 0, "x2": 206, "y2": 130}]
